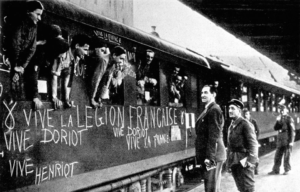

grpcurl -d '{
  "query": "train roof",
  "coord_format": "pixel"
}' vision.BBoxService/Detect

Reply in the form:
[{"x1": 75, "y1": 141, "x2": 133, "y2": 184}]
[
  {"x1": 208, "y1": 55, "x2": 300, "y2": 95},
  {"x1": 39, "y1": 0, "x2": 210, "y2": 69}
]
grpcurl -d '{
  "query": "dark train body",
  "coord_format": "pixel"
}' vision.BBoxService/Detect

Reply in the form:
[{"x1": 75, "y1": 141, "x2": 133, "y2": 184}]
[{"x1": 0, "y1": 0, "x2": 299, "y2": 191}]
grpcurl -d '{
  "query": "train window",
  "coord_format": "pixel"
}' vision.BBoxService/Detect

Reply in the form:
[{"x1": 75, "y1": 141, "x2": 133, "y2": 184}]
[
  {"x1": 136, "y1": 49, "x2": 159, "y2": 106},
  {"x1": 230, "y1": 80, "x2": 243, "y2": 100},
  {"x1": 276, "y1": 95, "x2": 284, "y2": 112},
  {"x1": 36, "y1": 26, "x2": 71, "y2": 104},
  {"x1": 168, "y1": 66, "x2": 188, "y2": 107},
  {"x1": 271, "y1": 93, "x2": 276, "y2": 112},
  {"x1": 251, "y1": 88, "x2": 259, "y2": 111},
  {"x1": 191, "y1": 75, "x2": 198, "y2": 108},
  {"x1": 262, "y1": 91, "x2": 270, "y2": 112},
  {"x1": 266, "y1": 92, "x2": 272, "y2": 111},
  {"x1": 84, "y1": 42, "x2": 131, "y2": 106},
  {"x1": 241, "y1": 85, "x2": 248, "y2": 102},
  {"x1": 259, "y1": 91, "x2": 264, "y2": 111}
]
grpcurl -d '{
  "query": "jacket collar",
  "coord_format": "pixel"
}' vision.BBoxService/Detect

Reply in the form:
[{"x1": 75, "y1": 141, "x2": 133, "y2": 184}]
[
  {"x1": 231, "y1": 116, "x2": 244, "y2": 129},
  {"x1": 206, "y1": 101, "x2": 216, "y2": 110}
]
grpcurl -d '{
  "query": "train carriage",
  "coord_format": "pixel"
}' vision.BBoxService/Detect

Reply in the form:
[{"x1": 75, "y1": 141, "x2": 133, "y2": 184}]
[
  {"x1": 0, "y1": 0, "x2": 211, "y2": 191},
  {"x1": 207, "y1": 56, "x2": 300, "y2": 152},
  {"x1": 1, "y1": 0, "x2": 300, "y2": 192}
]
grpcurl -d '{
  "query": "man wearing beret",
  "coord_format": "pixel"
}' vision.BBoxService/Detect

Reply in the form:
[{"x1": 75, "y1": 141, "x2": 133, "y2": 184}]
[
  {"x1": 227, "y1": 99, "x2": 258, "y2": 192},
  {"x1": 268, "y1": 104, "x2": 295, "y2": 175},
  {"x1": 195, "y1": 85, "x2": 226, "y2": 192}
]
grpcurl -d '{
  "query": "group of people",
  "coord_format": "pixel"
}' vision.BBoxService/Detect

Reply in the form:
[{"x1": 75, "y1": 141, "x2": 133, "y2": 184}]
[
  {"x1": 5, "y1": 1, "x2": 192, "y2": 109},
  {"x1": 195, "y1": 85, "x2": 295, "y2": 192},
  {"x1": 3, "y1": 0, "x2": 84, "y2": 109},
  {"x1": 3, "y1": 0, "x2": 130, "y2": 110},
  {"x1": 169, "y1": 66, "x2": 188, "y2": 107}
]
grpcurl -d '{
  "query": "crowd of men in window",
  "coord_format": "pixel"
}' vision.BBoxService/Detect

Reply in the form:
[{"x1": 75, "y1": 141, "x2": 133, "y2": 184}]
[{"x1": 0, "y1": 0, "x2": 189, "y2": 111}]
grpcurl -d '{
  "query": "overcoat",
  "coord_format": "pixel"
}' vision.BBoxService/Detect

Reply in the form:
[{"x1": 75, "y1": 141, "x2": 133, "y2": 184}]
[
  {"x1": 195, "y1": 102, "x2": 226, "y2": 164},
  {"x1": 274, "y1": 115, "x2": 295, "y2": 147},
  {"x1": 227, "y1": 117, "x2": 258, "y2": 167},
  {"x1": 5, "y1": 16, "x2": 37, "y2": 69}
]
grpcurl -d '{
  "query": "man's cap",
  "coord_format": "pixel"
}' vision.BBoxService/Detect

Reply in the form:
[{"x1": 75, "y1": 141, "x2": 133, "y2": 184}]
[{"x1": 228, "y1": 99, "x2": 244, "y2": 109}]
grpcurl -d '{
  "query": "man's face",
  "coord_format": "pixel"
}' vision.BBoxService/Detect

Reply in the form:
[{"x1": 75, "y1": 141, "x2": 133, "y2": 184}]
[
  {"x1": 28, "y1": 9, "x2": 43, "y2": 24},
  {"x1": 76, "y1": 44, "x2": 90, "y2": 58},
  {"x1": 113, "y1": 53, "x2": 126, "y2": 68},
  {"x1": 173, "y1": 67, "x2": 180, "y2": 75},
  {"x1": 201, "y1": 86, "x2": 214, "y2": 104},
  {"x1": 244, "y1": 111, "x2": 251, "y2": 120},
  {"x1": 146, "y1": 52, "x2": 154, "y2": 65},
  {"x1": 229, "y1": 105, "x2": 240, "y2": 118}
]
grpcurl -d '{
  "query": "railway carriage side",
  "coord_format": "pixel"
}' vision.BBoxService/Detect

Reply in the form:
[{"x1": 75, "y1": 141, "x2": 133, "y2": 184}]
[
  {"x1": 0, "y1": 0, "x2": 211, "y2": 191},
  {"x1": 207, "y1": 57, "x2": 300, "y2": 154}
]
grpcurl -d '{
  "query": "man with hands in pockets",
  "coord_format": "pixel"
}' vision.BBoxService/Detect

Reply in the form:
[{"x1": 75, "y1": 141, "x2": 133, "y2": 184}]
[{"x1": 227, "y1": 99, "x2": 258, "y2": 192}]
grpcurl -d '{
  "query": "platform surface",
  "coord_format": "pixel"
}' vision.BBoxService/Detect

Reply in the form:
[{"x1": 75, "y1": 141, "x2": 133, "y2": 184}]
[{"x1": 186, "y1": 141, "x2": 300, "y2": 192}]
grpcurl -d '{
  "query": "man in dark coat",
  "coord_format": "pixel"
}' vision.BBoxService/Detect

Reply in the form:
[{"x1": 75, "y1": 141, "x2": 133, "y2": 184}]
[
  {"x1": 268, "y1": 104, "x2": 295, "y2": 175},
  {"x1": 5, "y1": 0, "x2": 44, "y2": 108},
  {"x1": 227, "y1": 99, "x2": 258, "y2": 192},
  {"x1": 195, "y1": 85, "x2": 226, "y2": 192},
  {"x1": 243, "y1": 108, "x2": 260, "y2": 174}
]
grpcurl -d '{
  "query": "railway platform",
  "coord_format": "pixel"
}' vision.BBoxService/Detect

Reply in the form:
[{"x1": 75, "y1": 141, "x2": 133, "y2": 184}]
[{"x1": 179, "y1": 140, "x2": 300, "y2": 192}]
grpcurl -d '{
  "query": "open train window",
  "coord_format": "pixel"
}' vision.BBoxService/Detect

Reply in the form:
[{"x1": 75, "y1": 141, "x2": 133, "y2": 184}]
[
  {"x1": 136, "y1": 49, "x2": 159, "y2": 106},
  {"x1": 84, "y1": 38, "x2": 127, "y2": 106},
  {"x1": 167, "y1": 66, "x2": 188, "y2": 108},
  {"x1": 36, "y1": 24, "x2": 70, "y2": 102}
]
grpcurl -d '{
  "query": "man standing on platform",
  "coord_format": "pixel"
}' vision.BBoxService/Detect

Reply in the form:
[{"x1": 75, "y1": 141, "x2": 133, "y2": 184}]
[
  {"x1": 195, "y1": 85, "x2": 226, "y2": 192},
  {"x1": 227, "y1": 99, "x2": 258, "y2": 192},
  {"x1": 243, "y1": 108, "x2": 260, "y2": 175},
  {"x1": 268, "y1": 104, "x2": 295, "y2": 175}
]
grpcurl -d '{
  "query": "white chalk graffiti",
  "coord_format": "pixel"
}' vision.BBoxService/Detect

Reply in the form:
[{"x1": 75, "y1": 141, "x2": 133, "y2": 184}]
[
  {"x1": 3, "y1": 101, "x2": 17, "y2": 132},
  {"x1": 1, "y1": 104, "x2": 186, "y2": 186}
]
